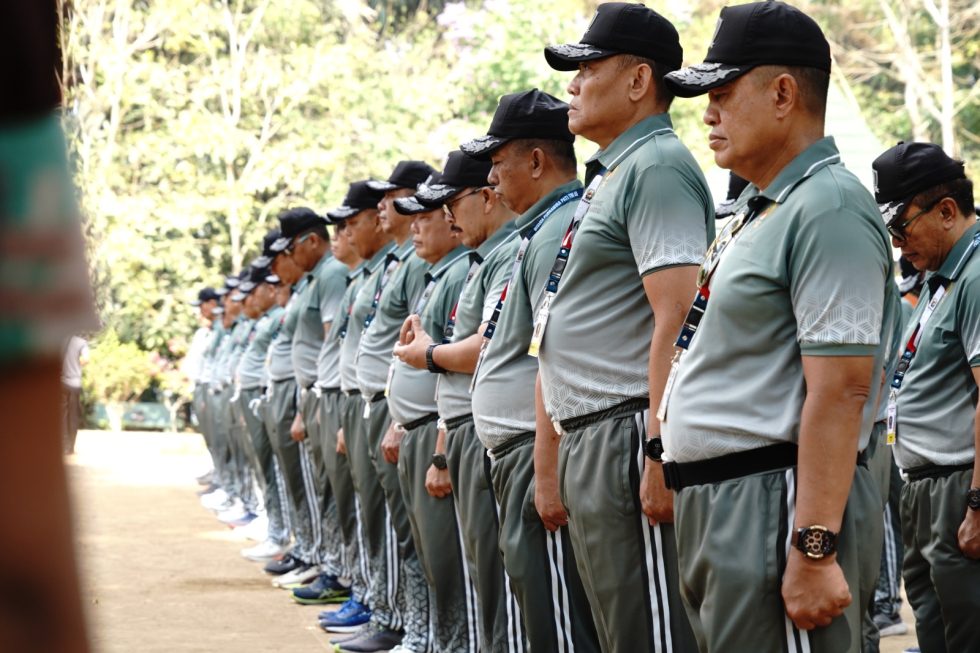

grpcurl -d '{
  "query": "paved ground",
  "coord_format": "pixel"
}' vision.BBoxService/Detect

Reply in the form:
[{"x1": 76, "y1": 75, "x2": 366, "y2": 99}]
[{"x1": 68, "y1": 429, "x2": 918, "y2": 652}]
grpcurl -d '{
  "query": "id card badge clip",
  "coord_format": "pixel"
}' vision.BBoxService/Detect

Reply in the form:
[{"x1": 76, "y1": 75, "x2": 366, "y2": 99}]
[
  {"x1": 885, "y1": 389, "x2": 898, "y2": 445},
  {"x1": 528, "y1": 293, "x2": 553, "y2": 358},
  {"x1": 363, "y1": 398, "x2": 371, "y2": 420},
  {"x1": 656, "y1": 350, "x2": 683, "y2": 422}
]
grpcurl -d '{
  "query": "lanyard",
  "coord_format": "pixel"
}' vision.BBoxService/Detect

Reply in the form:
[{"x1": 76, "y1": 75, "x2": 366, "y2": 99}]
[
  {"x1": 337, "y1": 268, "x2": 370, "y2": 340},
  {"x1": 890, "y1": 232, "x2": 980, "y2": 392},
  {"x1": 362, "y1": 253, "x2": 405, "y2": 330},
  {"x1": 414, "y1": 250, "x2": 471, "y2": 316},
  {"x1": 674, "y1": 196, "x2": 774, "y2": 351},
  {"x1": 481, "y1": 188, "x2": 583, "y2": 342}
]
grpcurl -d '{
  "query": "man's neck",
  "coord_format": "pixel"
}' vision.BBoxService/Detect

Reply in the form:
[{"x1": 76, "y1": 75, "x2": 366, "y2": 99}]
[
  {"x1": 392, "y1": 226, "x2": 412, "y2": 247},
  {"x1": 518, "y1": 172, "x2": 577, "y2": 215},
  {"x1": 590, "y1": 106, "x2": 662, "y2": 150}
]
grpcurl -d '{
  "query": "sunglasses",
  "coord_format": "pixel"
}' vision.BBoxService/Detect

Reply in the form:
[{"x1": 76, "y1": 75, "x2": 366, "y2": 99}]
[
  {"x1": 284, "y1": 231, "x2": 315, "y2": 256},
  {"x1": 444, "y1": 187, "x2": 488, "y2": 218},
  {"x1": 886, "y1": 199, "x2": 945, "y2": 240}
]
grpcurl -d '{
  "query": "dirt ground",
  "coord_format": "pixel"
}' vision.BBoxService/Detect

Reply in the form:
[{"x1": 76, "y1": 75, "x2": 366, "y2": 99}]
[{"x1": 68, "y1": 429, "x2": 919, "y2": 652}]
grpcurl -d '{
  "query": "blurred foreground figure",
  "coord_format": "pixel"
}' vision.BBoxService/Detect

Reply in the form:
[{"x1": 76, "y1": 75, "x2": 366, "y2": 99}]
[{"x1": 0, "y1": 2, "x2": 99, "y2": 651}]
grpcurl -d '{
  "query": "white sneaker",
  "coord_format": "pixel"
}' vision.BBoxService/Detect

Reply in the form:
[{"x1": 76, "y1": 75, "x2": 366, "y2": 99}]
[
  {"x1": 272, "y1": 564, "x2": 320, "y2": 588},
  {"x1": 217, "y1": 500, "x2": 247, "y2": 523},
  {"x1": 241, "y1": 539, "x2": 288, "y2": 562},
  {"x1": 237, "y1": 513, "x2": 269, "y2": 541},
  {"x1": 388, "y1": 646, "x2": 419, "y2": 653},
  {"x1": 200, "y1": 488, "x2": 229, "y2": 510}
]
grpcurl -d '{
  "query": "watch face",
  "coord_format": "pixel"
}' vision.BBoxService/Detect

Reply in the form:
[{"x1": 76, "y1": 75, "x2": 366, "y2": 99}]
[{"x1": 969, "y1": 488, "x2": 980, "y2": 510}]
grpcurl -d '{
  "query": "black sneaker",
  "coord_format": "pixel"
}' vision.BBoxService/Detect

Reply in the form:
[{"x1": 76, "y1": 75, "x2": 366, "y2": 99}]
[
  {"x1": 292, "y1": 573, "x2": 350, "y2": 604},
  {"x1": 336, "y1": 626, "x2": 402, "y2": 652},
  {"x1": 263, "y1": 552, "x2": 301, "y2": 575}
]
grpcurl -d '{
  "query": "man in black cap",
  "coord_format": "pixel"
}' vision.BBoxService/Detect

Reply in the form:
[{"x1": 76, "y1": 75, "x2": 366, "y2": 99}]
[
  {"x1": 660, "y1": 3, "x2": 897, "y2": 652},
  {"x1": 269, "y1": 207, "x2": 352, "y2": 601},
  {"x1": 368, "y1": 160, "x2": 436, "y2": 242},
  {"x1": 462, "y1": 90, "x2": 601, "y2": 653},
  {"x1": 392, "y1": 150, "x2": 524, "y2": 653},
  {"x1": 327, "y1": 182, "x2": 408, "y2": 652},
  {"x1": 381, "y1": 185, "x2": 472, "y2": 653},
  {"x1": 187, "y1": 285, "x2": 221, "y2": 487},
  {"x1": 538, "y1": 4, "x2": 713, "y2": 651},
  {"x1": 872, "y1": 141, "x2": 980, "y2": 652}
]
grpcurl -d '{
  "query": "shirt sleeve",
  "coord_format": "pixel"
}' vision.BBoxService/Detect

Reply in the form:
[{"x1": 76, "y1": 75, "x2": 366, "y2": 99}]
[
  {"x1": 626, "y1": 163, "x2": 710, "y2": 276},
  {"x1": 789, "y1": 207, "x2": 887, "y2": 355},
  {"x1": 957, "y1": 271, "x2": 980, "y2": 366}
]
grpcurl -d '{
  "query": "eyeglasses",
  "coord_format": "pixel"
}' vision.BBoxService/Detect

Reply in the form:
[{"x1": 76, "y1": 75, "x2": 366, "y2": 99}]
[
  {"x1": 284, "y1": 231, "x2": 314, "y2": 256},
  {"x1": 444, "y1": 187, "x2": 487, "y2": 218},
  {"x1": 887, "y1": 199, "x2": 943, "y2": 240}
]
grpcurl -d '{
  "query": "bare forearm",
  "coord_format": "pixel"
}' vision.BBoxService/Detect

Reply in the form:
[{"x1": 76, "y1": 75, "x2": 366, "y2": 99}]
[
  {"x1": 534, "y1": 372, "x2": 561, "y2": 488},
  {"x1": 435, "y1": 425, "x2": 447, "y2": 455},
  {"x1": 431, "y1": 332, "x2": 483, "y2": 374},
  {"x1": 972, "y1": 382, "x2": 980, "y2": 488},
  {"x1": 795, "y1": 357, "x2": 873, "y2": 531}
]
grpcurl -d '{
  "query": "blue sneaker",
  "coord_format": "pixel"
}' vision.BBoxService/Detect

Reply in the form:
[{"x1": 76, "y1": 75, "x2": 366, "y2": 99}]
[
  {"x1": 292, "y1": 573, "x2": 350, "y2": 605},
  {"x1": 318, "y1": 598, "x2": 371, "y2": 633}
]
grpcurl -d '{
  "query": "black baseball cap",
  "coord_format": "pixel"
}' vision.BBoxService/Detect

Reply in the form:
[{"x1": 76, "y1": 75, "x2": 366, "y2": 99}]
[
  {"x1": 271, "y1": 207, "x2": 327, "y2": 253},
  {"x1": 872, "y1": 141, "x2": 967, "y2": 225},
  {"x1": 665, "y1": 2, "x2": 830, "y2": 98},
  {"x1": 544, "y1": 2, "x2": 682, "y2": 72},
  {"x1": 238, "y1": 259, "x2": 273, "y2": 295},
  {"x1": 415, "y1": 151, "x2": 493, "y2": 207},
  {"x1": 190, "y1": 287, "x2": 220, "y2": 306},
  {"x1": 214, "y1": 274, "x2": 241, "y2": 297},
  {"x1": 367, "y1": 160, "x2": 437, "y2": 192},
  {"x1": 460, "y1": 89, "x2": 574, "y2": 160},
  {"x1": 252, "y1": 228, "x2": 283, "y2": 268},
  {"x1": 393, "y1": 189, "x2": 442, "y2": 216},
  {"x1": 327, "y1": 181, "x2": 386, "y2": 222}
]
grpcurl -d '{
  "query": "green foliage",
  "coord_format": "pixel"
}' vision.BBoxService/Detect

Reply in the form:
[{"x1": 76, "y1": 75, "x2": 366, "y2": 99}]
[{"x1": 82, "y1": 329, "x2": 156, "y2": 405}]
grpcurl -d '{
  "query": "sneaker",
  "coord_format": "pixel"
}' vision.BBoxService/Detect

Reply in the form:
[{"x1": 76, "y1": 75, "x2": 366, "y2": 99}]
[
  {"x1": 224, "y1": 510, "x2": 258, "y2": 528},
  {"x1": 903, "y1": 648, "x2": 921, "y2": 653},
  {"x1": 292, "y1": 573, "x2": 351, "y2": 604},
  {"x1": 196, "y1": 482, "x2": 220, "y2": 496},
  {"x1": 264, "y1": 552, "x2": 302, "y2": 575},
  {"x1": 318, "y1": 598, "x2": 371, "y2": 632},
  {"x1": 200, "y1": 488, "x2": 230, "y2": 510},
  {"x1": 241, "y1": 539, "x2": 288, "y2": 562},
  {"x1": 215, "y1": 498, "x2": 246, "y2": 520},
  {"x1": 326, "y1": 623, "x2": 374, "y2": 644},
  {"x1": 196, "y1": 470, "x2": 214, "y2": 485},
  {"x1": 272, "y1": 563, "x2": 320, "y2": 588},
  {"x1": 334, "y1": 626, "x2": 402, "y2": 652},
  {"x1": 387, "y1": 646, "x2": 419, "y2": 653},
  {"x1": 873, "y1": 612, "x2": 909, "y2": 637},
  {"x1": 236, "y1": 513, "x2": 269, "y2": 541}
]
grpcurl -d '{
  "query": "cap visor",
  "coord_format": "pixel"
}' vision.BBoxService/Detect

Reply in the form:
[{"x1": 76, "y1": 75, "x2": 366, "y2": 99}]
[
  {"x1": 664, "y1": 62, "x2": 750, "y2": 98},
  {"x1": 215, "y1": 288, "x2": 228, "y2": 297},
  {"x1": 393, "y1": 196, "x2": 431, "y2": 216},
  {"x1": 239, "y1": 281, "x2": 257, "y2": 293},
  {"x1": 366, "y1": 179, "x2": 398, "y2": 191},
  {"x1": 327, "y1": 206, "x2": 358, "y2": 222},
  {"x1": 270, "y1": 237, "x2": 290, "y2": 253},
  {"x1": 416, "y1": 184, "x2": 462, "y2": 206},
  {"x1": 544, "y1": 43, "x2": 617, "y2": 71},
  {"x1": 459, "y1": 135, "x2": 508, "y2": 160},
  {"x1": 252, "y1": 255, "x2": 273, "y2": 269},
  {"x1": 212, "y1": 307, "x2": 225, "y2": 314},
  {"x1": 879, "y1": 200, "x2": 908, "y2": 226},
  {"x1": 190, "y1": 299, "x2": 202, "y2": 306},
  {"x1": 264, "y1": 274, "x2": 281, "y2": 285}
]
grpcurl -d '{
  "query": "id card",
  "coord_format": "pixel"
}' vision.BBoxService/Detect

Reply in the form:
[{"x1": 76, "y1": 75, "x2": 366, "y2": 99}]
[
  {"x1": 885, "y1": 390, "x2": 898, "y2": 445},
  {"x1": 384, "y1": 357, "x2": 396, "y2": 398},
  {"x1": 528, "y1": 293, "x2": 552, "y2": 358},
  {"x1": 656, "y1": 351, "x2": 682, "y2": 422}
]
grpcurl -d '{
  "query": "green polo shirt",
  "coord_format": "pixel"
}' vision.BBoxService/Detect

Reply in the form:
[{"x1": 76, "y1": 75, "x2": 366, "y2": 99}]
[
  {"x1": 388, "y1": 246, "x2": 470, "y2": 425},
  {"x1": 317, "y1": 264, "x2": 363, "y2": 390},
  {"x1": 224, "y1": 316, "x2": 255, "y2": 385},
  {"x1": 894, "y1": 221, "x2": 980, "y2": 469},
  {"x1": 267, "y1": 276, "x2": 310, "y2": 382},
  {"x1": 471, "y1": 181, "x2": 582, "y2": 449},
  {"x1": 338, "y1": 244, "x2": 396, "y2": 393},
  {"x1": 201, "y1": 321, "x2": 226, "y2": 385},
  {"x1": 215, "y1": 317, "x2": 249, "y2": 386},
  {"x1": 238, "y1": 306, "x2": 284, "y2": 389},
  {"x1": 662, "y1": 137, "x2": 897, "y2": 463},
  {"x1": 356, "y1": 241, "x2": 429, "y2": 397},
  {"x1": 537, "y1": 113, "x2": 714, "y2": 422},
  {"x1": 333, "y1": 263, "x2": 370, "y2": 392},
  {"x1": 291, "y1": 253, "x2": 348, "y2": 388},
  {"x1": 435, "y1": 222, "x2": 519, "y2": 421}
]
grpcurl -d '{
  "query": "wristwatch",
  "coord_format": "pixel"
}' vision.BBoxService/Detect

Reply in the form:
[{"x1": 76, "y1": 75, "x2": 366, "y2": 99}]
[
  {"x1": 793, "y1": 525, "x2": 838, "y2": 560},
  {"x1": 968, "y1": 487, "x2": 980, "y2": 511},
  {"x1": 644, "y1": 437, "x2": 664, "y2": 462},
  {"x1": 426, "y1": 343, "x2": 447, "y2": 374},
  {"x1": 431, "y1": 453, "x2": 448, "y2": 470}
]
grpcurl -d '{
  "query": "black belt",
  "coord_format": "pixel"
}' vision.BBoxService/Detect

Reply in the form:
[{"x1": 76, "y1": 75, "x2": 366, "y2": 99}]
[
  {"x1": 444, "y1": 414, "x2": 473, "y2": 431},
  {"x1": 368, "y1": 391, "x2": 385, "y2": 403},
  {"x1": 489, "y1": 430, "x2": 534, "y2": 459},
  {"x1": 342, "y1": 389, "x2": 360, "y2": 398},
  {"x1": 905, "y1": 461, "x2": 973, "y2": 482},
  {"x1": 559, "y1": 397, "x2": 649, "y2": 433},
  {"x1": 402, "y1": 413, "x2": 439, "y2": 431},
  {"x1": 317, "y1": 386, "x2": 342, "y2": 396},
  {"x1": 663, "y1": 442, "x2": 870, "y2": 491}
]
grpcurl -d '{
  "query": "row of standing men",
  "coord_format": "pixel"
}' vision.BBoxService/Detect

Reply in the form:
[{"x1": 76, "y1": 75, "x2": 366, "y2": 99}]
[{"x1": 184, "y1": 3, "x2": 979, "y2": 652}]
